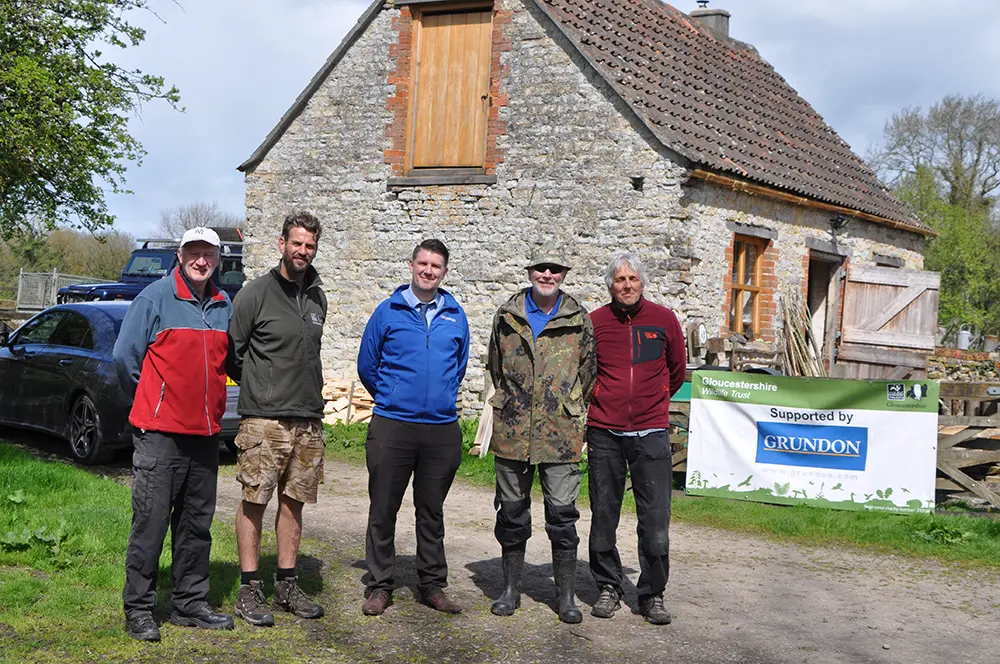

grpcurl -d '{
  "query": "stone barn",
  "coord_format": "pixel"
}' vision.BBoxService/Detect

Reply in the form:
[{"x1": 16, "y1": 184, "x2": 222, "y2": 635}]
[{"x1": 238, "y1": 0, "x2": 936, "y2": 411}]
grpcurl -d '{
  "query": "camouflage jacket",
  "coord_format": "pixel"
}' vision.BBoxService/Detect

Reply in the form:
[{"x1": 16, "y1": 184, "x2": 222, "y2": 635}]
[{"x1": 487, "y1": 289, "x2": 597, "y2": 464}]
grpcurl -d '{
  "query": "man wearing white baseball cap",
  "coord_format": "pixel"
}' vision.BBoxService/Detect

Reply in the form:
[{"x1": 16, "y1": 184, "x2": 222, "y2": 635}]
[{"x1": 114, "y1": 225, "x2": 234, "y2": 641}]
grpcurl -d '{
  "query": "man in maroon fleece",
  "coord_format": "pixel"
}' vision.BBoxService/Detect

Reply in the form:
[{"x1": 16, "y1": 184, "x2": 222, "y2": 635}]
[{"x1": 586, "y1": 252, "x2": 686, "y2": 625}]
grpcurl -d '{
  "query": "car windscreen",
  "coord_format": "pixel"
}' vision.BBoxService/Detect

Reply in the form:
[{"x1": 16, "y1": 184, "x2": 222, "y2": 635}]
[{"x1": 123, "y1": 252, "x2": 175, "y2": 276}]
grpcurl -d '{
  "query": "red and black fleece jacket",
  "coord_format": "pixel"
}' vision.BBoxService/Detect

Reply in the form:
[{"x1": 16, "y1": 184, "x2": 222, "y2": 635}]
[
  {"x1": 114, "y1": 268, "x2": 232, "y2": 436},
  {"x1": 586, "y1": 297, "x2": 687, "y2": 431}
]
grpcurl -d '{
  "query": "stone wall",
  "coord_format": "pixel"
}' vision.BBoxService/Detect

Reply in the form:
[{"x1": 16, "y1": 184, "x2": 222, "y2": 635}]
[
  {"x1": 929, "y1": 348, "x2": 1000, "y2": 381},
  {"x1": 242, "y1": 0, "x2": 927, "y2": 413}
]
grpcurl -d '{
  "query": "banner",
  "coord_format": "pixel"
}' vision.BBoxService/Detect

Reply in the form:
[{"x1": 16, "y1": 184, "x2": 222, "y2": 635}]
[{"x1": 685, "y1": 372, "x2": 938, "y2": 514}]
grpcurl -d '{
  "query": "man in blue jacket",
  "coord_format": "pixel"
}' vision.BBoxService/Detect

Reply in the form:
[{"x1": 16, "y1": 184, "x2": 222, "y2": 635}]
[
  {"x1": 356, "y1": 238, "x2": 470, "y2": 616},
  {"x1": 114, "y1": 226, "x2": 234, "y2": 641}
]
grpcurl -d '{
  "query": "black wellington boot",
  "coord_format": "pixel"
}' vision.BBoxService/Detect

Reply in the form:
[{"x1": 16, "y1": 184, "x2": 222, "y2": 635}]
[
  {"x1": 551, "y1": 547, "x2": 583, "y2": 624},
  {"x1": 491, "y1": 547, "x2": 525, "y2": 616}
]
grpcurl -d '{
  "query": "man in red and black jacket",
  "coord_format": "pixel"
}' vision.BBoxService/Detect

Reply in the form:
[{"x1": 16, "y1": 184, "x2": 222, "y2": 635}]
[
  {"x1": 586, "y1": 252, "x2": 686, "y2": 626},
  {"x1": 114, "y1": 227, "x2": 234, "y2": 641}
]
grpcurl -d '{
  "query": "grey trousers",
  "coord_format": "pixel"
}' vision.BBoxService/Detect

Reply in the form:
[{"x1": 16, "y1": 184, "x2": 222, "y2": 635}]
[{"x1": 494, "y1": 457, "x2": 581, "y2": 551}]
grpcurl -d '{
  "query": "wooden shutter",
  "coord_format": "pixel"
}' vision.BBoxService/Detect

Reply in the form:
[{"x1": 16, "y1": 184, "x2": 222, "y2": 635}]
[
  {"x1": 410, "y1": 10, "x2": 492, "y2": 169},
  {"x1": 835, "y1": 266, "x2": 940, "y2": 379}
]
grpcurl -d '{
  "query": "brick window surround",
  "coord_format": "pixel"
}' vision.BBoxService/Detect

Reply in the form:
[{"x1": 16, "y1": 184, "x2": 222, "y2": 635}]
[
  {"x1": 722, "y1": 235, "x2": 777, "y2": 342},
  {"x1": 385, "y1": 1, "x2": 511, "y2": 186}
]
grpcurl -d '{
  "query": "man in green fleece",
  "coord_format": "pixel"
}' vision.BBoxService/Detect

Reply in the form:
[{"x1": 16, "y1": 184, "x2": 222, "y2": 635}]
[{"x1": 226, "y1": 211, "x2": 327, "y2": 626}]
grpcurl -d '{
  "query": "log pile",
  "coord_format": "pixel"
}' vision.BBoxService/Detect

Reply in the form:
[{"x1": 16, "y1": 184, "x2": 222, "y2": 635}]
[{"x1": 322, "y1": 380, "x2": 375, "y2": 425}]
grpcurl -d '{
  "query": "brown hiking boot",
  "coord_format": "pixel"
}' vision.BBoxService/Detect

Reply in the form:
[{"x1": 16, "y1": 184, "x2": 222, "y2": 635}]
[
  {"x1": 235, "y1": 580, "x2": 274, "y2": 627},
  {"x1": 273, "y1": 575, "x2": 324, "y2": 619},
  {"x1": 362, "y1": 589, "x2": 392, "y2": 616}
]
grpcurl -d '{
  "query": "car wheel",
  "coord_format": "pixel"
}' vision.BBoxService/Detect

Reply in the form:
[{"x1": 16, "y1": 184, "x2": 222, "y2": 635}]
[
  {"x1": 69, "y1": 394, "x2": 113, "y2": 465},
  {"x1": 224, "y1": 440, "x2": 239, "y2": 456}
]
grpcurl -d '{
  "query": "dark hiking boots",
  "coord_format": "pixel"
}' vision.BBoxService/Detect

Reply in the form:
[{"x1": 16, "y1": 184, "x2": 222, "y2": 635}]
[
  {"x1": 491, "y1": 548, "x2": 525, "y2": 616},
  {"x1": 591, "y1": 585, "x2": 623, "y2": 619},
  {"x1": 125, "y1": 612, "x2": 160, "y2": 642},
  {"x1": 639, "y1": 595, "x2": 672, "y2": 625},
  {"x1": 274, "y1": 575, "x2": 325, "y2": 619},
  {"x1": 169, "y1": 604, "x2": 234, "y2": 630},
  {"x1": 235, "y1": 579, "x2": 275, "y2": 626}
]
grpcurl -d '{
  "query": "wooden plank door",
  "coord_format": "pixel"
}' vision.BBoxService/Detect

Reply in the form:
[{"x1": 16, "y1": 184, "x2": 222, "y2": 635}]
[
  {"x1": 410, "y1": 10, "x2": 493, "y2": 169},
  {"x1": 835, "y1": 265, "x2": 940, "y2": 379}
]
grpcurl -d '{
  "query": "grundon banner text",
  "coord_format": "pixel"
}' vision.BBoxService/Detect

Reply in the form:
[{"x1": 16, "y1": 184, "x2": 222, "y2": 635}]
[{"x1": 685, "y1": 372, "x2": 939, "y2": 513}]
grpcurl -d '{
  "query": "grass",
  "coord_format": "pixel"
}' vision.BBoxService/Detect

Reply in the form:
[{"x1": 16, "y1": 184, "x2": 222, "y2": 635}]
[
  {"x1": 325, "y1": 420, "x2": 1000, "y2": 568},
  {"x1": 0, "y1": 443, "x2": 336, "y2": 664}
]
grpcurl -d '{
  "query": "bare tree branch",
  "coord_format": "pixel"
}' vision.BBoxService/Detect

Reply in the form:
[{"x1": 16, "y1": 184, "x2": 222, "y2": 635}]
[{"x1": 157, "y1": 202, "x2": 243, "y2": 238}]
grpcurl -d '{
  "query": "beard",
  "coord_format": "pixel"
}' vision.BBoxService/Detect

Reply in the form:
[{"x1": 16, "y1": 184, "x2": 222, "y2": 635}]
[{"x1": 282, "y1": 253, "x2": 309, "y2": 276}]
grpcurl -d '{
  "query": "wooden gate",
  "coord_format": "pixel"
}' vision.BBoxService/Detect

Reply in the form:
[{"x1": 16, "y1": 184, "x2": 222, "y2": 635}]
[{"x1": 834, "y1": 265, "x2": 940, "y2": 379}]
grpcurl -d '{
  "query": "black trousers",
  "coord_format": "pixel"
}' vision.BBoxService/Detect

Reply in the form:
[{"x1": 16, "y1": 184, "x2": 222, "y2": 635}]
[
  {"x1": 122, "y1": 430, "x2": 219, "y2": 618},
  {"x1": 587, "y1": 427, "x2": 672, "y2": 602},
  {"x1": 364, "y1": 415, "x2": 462, "y2": 596}
]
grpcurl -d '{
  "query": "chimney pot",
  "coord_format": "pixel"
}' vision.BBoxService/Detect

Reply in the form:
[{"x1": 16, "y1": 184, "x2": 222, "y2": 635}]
[{"x1": 691, "y1": 6, "x2": 730, "y2": 37}]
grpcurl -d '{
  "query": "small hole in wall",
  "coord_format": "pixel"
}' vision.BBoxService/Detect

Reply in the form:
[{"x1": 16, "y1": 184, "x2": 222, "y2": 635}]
[{"x1": 631, "y1": 176, "x2": 645, "y2": 192}]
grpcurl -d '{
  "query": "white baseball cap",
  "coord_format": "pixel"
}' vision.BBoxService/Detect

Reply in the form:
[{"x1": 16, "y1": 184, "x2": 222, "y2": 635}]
[{"x1": 180, "y1": 226, "x2": 221, "y2": 248}]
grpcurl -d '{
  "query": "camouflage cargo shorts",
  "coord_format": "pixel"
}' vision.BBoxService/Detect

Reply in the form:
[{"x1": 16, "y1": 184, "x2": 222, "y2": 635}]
[{"x1": 235, "y1": 417, "x2": 325, "y2": 505}]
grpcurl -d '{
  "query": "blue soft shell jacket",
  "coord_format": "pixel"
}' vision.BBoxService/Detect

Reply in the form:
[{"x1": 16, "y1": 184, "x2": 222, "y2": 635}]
[{"x1": 357, "y1": 286, "x2": 470, "y2": 424}]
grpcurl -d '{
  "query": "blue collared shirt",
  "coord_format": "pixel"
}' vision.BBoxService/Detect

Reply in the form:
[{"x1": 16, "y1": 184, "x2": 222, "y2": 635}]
[
  {"x1": 525, "y1": 288, "x2": 562, "y2": 340},
  {"x1": 402, "y1": 285, "x2": 444, "y2": 328}
]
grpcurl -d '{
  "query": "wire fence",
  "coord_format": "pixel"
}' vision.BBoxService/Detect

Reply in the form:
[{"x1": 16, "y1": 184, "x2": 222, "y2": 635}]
[{"x1": 16, "y1": 269, "x2": 112, "y2": 311}]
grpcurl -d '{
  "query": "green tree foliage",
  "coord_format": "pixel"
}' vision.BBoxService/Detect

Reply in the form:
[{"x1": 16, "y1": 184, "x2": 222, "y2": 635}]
[
  {"x1": 0, "y1": 0, "x2": 180, "y2": 237},
  {"x1": 895, "y1": 167, "x2": 1000, "y2": 331}
]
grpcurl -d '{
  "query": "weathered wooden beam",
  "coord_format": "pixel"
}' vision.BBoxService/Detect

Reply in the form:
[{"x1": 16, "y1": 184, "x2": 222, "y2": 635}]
[
  {"x1": 938, "y1": 416, "x2": 1000, "y2": 428},
  {"x1": 888, "y1": 365, "x2": 913, "y2": 379},
  {"x1": 936, "y1": 477, "x2": 964, "y2": 491},
  {"x1": 848, "y1": 266, "x2": 940, "y2": 289},
  {"x1": 939, "y1": 448, "x2": 1000, "y2": 468},
  {"x1": 937, "y1": 459, "x2": 1000, "y2": 510},
  {"x1": 939, "y1": 428, "x2": 985, "y2": 450},
  {"x1": 841, "y1": 328, "x2": 935, "y2": 350},
  {"x1": 836, "y1": 343, "x2": 928, "y2": 367},
  {"x1": 938, "y1": 382, "x2": 1000, "y2": 400}
]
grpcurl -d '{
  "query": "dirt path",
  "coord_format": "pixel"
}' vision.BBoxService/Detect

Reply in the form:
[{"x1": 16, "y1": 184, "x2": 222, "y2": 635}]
[{"x1": 211, "y1": 460, "x2": 1000, "y2": 664}]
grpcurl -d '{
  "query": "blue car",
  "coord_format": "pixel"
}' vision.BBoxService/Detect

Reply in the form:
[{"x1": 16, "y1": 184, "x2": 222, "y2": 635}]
[{"x1": 0, "y1": 302, "x2": 239, "y2": 464}]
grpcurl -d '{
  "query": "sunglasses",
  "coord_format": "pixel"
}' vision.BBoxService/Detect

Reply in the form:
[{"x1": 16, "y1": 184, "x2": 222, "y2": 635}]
[{"x1": 531, "y1": 263, "x2": 568, "y2": 274}]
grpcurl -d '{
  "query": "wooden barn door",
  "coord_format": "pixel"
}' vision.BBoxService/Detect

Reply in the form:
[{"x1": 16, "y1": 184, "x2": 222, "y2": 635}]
[{"x1": 834, "y1": 266, "x2": 940, "y2": 379}]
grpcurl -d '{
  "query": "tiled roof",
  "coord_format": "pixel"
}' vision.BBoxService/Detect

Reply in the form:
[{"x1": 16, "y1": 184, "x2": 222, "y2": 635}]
[{"x1": 531, "y1": 0, "x2": 930, "y2": 233}]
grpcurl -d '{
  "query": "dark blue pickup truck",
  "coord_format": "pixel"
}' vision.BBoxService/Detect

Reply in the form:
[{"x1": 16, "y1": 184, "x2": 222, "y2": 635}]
[{"x1": 58, "y1": 228, "x2": 245, "y2": 304}]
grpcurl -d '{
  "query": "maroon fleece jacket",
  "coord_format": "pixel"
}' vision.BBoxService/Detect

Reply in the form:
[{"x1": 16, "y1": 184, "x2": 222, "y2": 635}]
[{"x1": 586, "y1": 297, "x2": 687, "y2": 431}]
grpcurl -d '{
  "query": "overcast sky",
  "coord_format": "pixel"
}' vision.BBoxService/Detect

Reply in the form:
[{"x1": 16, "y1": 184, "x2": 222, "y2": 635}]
[{"x1": 103, "y1": 0, "x2": 1000, "y2": 237}]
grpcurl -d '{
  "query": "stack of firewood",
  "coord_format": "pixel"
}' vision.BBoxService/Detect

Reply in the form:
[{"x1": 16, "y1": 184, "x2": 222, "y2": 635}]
[{"x1": 322, "y1": 380, "x2": 375, "y2": 425}]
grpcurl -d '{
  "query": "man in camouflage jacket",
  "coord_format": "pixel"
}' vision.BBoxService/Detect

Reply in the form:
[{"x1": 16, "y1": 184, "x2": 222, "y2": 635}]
[{"x1": 486, "y1": 246, "x2": 596, "y2": 623}]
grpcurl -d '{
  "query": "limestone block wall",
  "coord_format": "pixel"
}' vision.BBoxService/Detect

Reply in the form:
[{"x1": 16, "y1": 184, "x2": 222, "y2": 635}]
[{"x1": 243, "y1": 0, "x2": 927, "y2": 413}]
